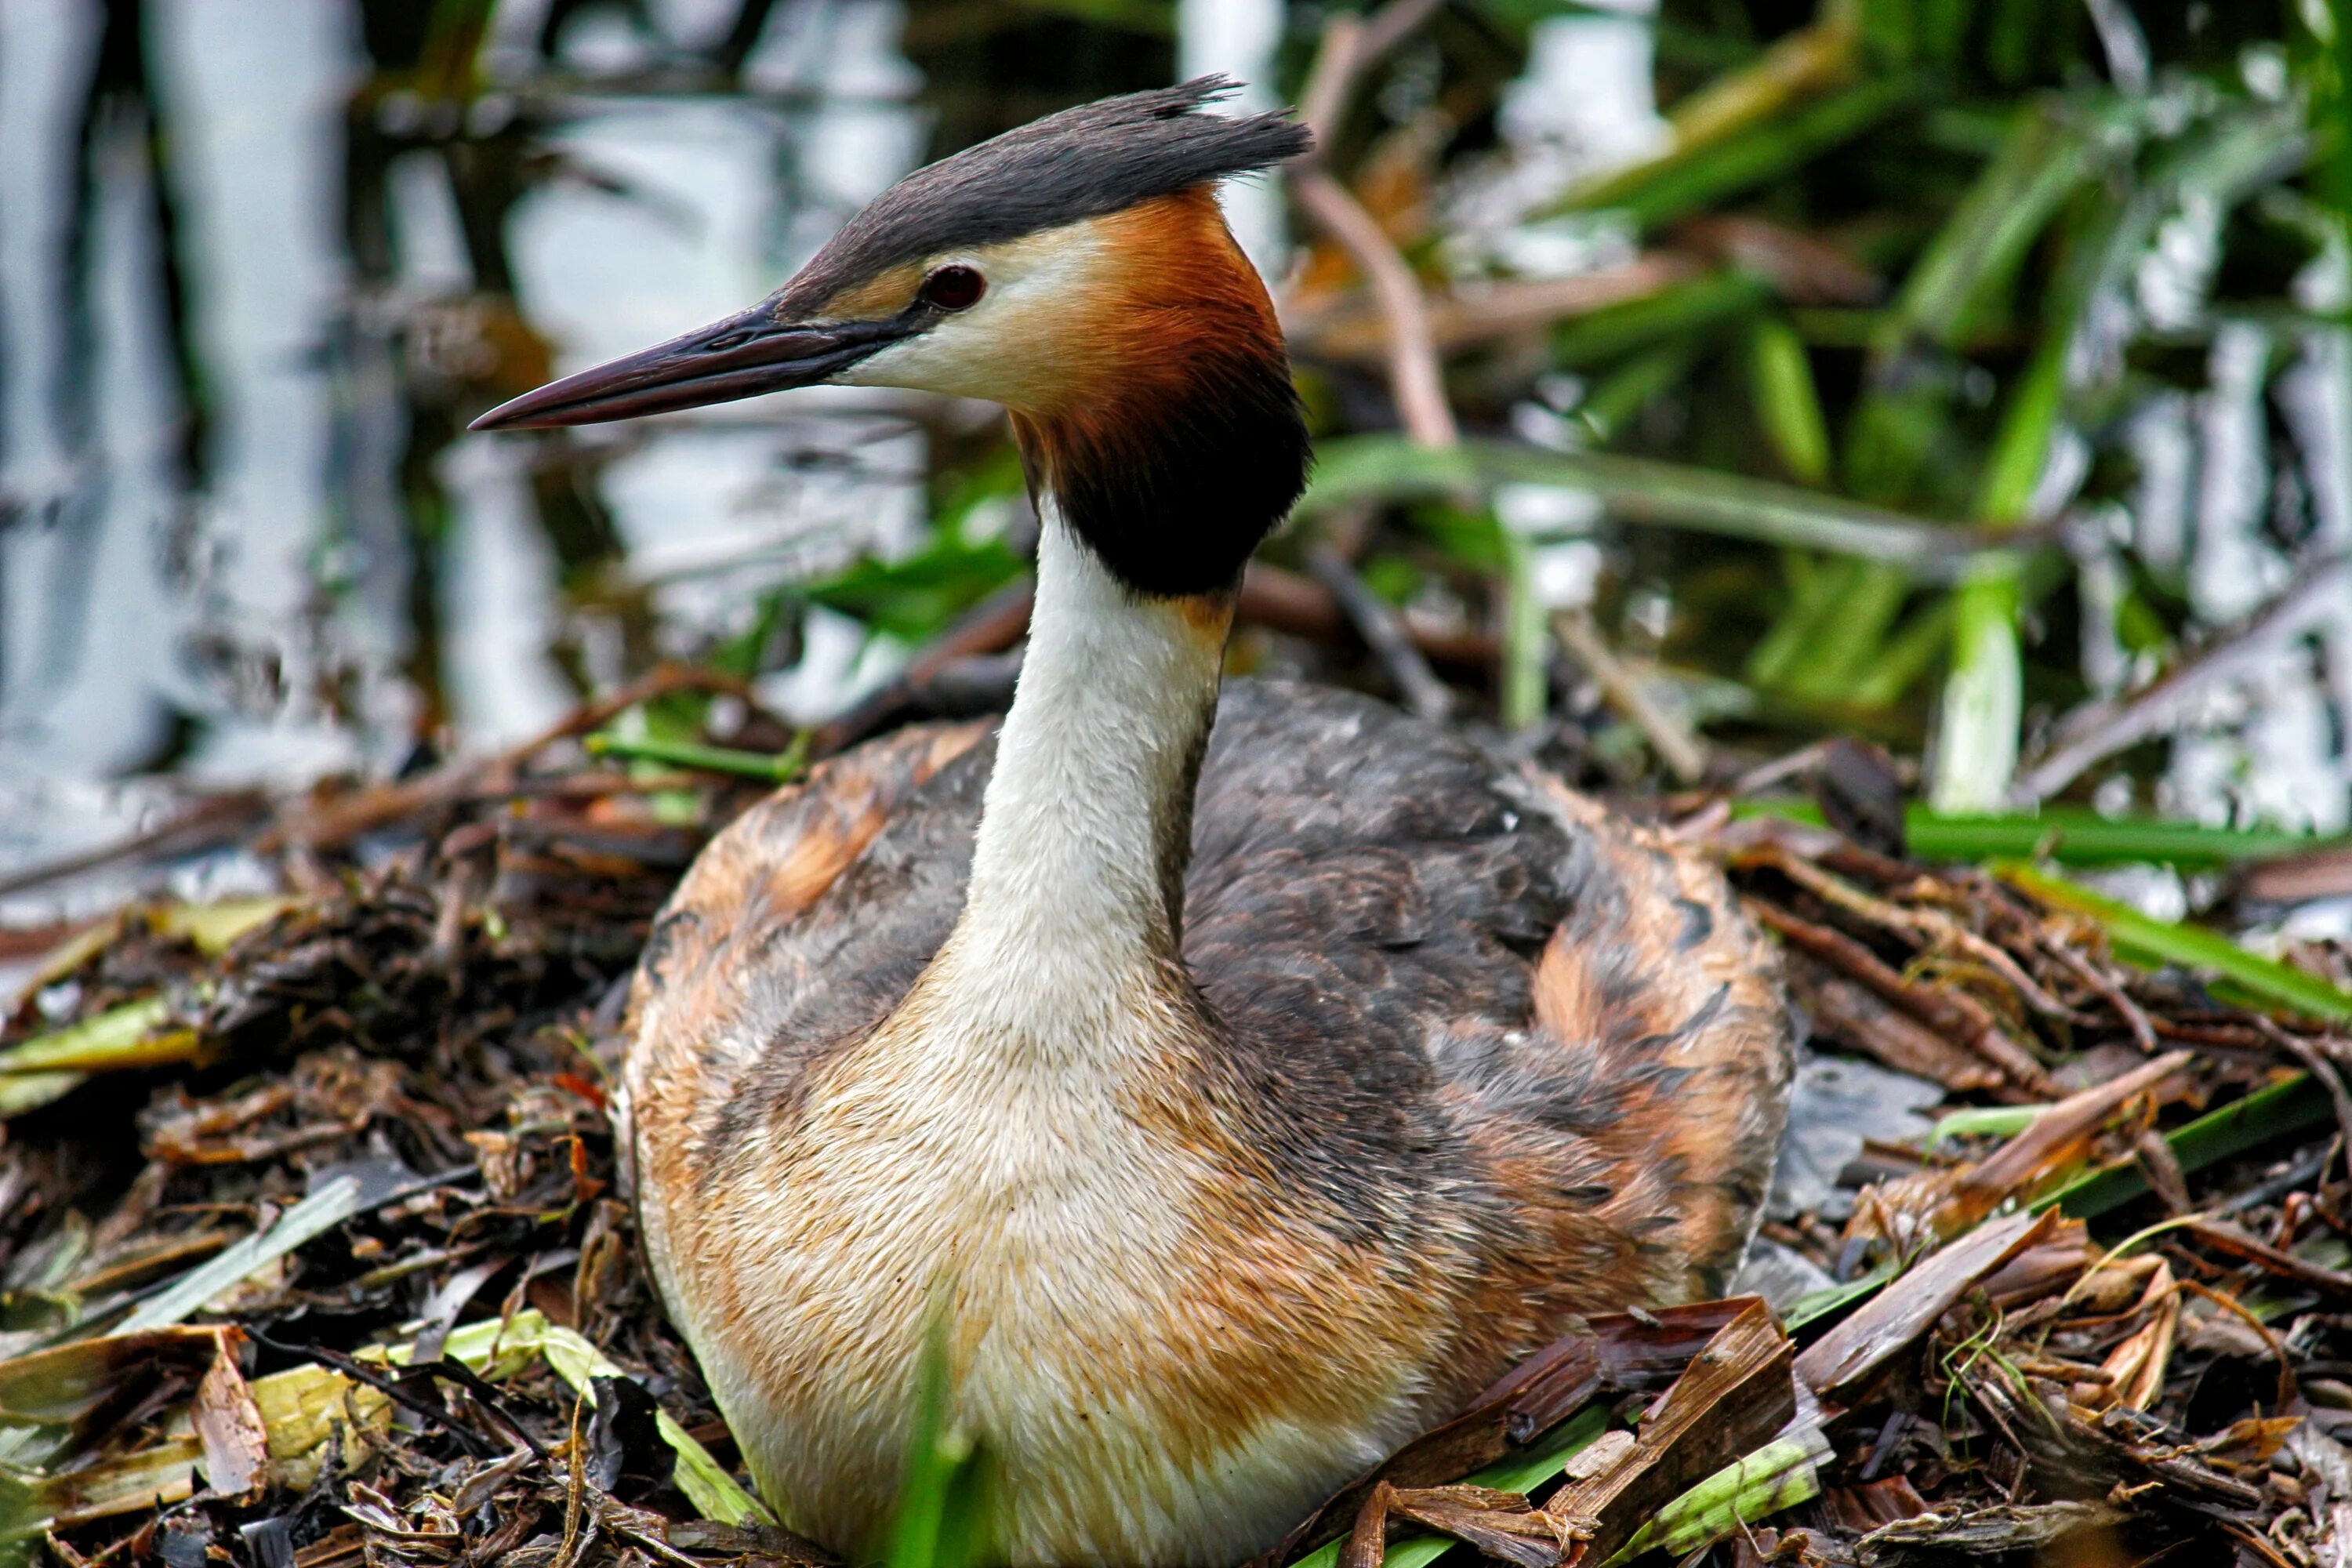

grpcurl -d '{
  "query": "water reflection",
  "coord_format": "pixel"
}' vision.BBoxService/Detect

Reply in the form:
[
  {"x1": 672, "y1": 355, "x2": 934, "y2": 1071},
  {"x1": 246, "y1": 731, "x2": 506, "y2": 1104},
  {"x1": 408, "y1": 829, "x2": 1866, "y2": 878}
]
[{"x1": 0, "y1": 0, "x2": 1163, "y2": 886}]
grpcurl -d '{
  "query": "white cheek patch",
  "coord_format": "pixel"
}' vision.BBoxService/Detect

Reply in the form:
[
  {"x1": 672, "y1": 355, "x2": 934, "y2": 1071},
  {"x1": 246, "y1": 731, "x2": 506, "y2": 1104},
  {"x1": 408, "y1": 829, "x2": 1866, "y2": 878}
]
[{"x1": 834, "y1": 224, "x2": 1112, "y2": 404}]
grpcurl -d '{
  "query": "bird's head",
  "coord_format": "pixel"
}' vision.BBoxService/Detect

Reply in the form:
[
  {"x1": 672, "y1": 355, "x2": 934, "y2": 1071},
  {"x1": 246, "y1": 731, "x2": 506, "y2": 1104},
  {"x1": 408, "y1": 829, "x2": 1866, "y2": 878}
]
[{"x1": 473, "y1": 78, "x2": 1312, "y2": 597}]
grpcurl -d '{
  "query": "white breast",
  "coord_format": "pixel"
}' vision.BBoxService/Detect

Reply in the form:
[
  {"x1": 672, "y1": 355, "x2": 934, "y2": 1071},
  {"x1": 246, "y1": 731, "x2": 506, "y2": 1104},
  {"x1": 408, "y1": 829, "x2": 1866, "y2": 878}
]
[
  {"x1": 648, "y1": 975, "x2": 1425, "y2": 1567},
  {"x1": 630, "y1": 517, "x2": 1454, "y2": 1565}
]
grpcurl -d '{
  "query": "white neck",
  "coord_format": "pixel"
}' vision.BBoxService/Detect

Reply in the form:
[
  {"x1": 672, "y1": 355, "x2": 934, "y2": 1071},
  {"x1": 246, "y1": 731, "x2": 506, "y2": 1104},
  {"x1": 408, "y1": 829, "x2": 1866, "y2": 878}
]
[{"x1": 923, "y1": 509, "x2": 1227, "y2": 1042}]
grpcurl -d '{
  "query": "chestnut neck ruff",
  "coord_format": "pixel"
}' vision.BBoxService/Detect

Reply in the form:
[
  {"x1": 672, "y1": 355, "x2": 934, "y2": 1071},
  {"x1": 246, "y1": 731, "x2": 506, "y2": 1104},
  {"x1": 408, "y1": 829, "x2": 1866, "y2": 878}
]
[
  {"x1": 1006, "y1": 187, "x2": 1309, "y2": 601},
  {"x1": 1009, "y1": 341, "x2": 1308, "y2": 599}
]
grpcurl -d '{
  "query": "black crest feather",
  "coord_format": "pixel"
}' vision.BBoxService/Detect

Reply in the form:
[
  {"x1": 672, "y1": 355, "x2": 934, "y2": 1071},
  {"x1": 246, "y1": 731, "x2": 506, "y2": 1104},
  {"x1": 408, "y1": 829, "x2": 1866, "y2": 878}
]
[{"x1": 786, "y1": 78, "x2": 1312, "y2": 301}]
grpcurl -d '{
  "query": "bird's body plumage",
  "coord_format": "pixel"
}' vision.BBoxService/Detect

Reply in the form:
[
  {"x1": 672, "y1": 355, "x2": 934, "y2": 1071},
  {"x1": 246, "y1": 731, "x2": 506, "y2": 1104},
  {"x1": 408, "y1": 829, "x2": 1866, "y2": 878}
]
[
  {"x1": 478, "y1": 78, "x2": 1795, "y2": 1568},
  {"x1": 622, "y1": 543, "x2": 1788, "y2": 1567}
]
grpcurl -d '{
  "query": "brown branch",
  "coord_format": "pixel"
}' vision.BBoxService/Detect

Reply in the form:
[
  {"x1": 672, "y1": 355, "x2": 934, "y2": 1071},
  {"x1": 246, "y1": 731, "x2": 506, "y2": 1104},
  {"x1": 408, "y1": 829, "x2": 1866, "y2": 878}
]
[
  {"x1": 1296, "y1": 0, "x2": 1446, "y2": 152},
  {"x1": 1287, "y1": 256, "x2": 1699, "y2": 363},
  {"x1": 1746, "y1": 900, "x2": 2056, "y2": 1097},
  {"x1": 2014, "y1": 552, "x2": 2350, "y2": 804},
  {"x1": 1551, "y1": 609, "x2": 1707, "y2": 783},
  {"x1": 1309, "y1": 543, "x2": 1455, "y2": 720},
  {"x1": 1241, "y1": 561, "x2": 1496, "y2": 670},
  {"x1": 1291, "y1": 172, "x2": 1458, "y2": 449},
  {"x1": 1290, "y1": 0, "x2": 1458, "y2": 452},
  {"x1": 260, "y1": 663, "x2": 754, "y2": 855},
  {"x1": 0, "y1": 789, "x2": 269, "y2": 901}
]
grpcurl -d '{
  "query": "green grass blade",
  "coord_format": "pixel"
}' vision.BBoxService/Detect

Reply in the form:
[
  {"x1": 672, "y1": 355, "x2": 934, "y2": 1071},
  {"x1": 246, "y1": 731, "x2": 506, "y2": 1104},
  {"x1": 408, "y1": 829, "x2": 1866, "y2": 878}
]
[
  {"x1": 1927, "y1": 561, "x2": 2024, "y2": 812},
  {"x1": 1744, "y1": 554, "x2": 1844, "y2": 691},
  {"x1": 1926, "y1": 176, "x2": 2081, "y2": 811},
  {"x1": 1548, "y1": 11, "x2": 1900, "y2": 230},
  {"x1": 1732, "y1": 801, "x2": 2338, "y2": 867},
  {"x1": 1879, "y1": 97, "x2": 2108, "y2": 354},
  {"x1": 586, "y1": 731, "x2": 810, "y2": 783},
  {"x1": 1746, "y1": 316, "x2": 1832, "y2": 485},
  {"x1": 1500, "y1": 524, "x2": 1548, "y2": 732},
  {"x1": 0, "y1": 997, "x2": 191, "y2": 1117},
  {"x1": 1846, "y1": 596, "x2": 1957, "y2": 710},
  {"x1": 1926, "y1": 1105, "x2": 2047, "y2": 1150},
  {"x1": 1577, "y1": 339, "x2": 1702, "y2": 443},
  {"x1": 1547, "y1": 271, "x2": 1775, "y2": 369},
  {"x1": 2000, "y1": 864, "x2": 2352, "y2": 1022},
  {"x1": 1777, "y1": 564, "x2": 1911, "y2": 703},
  {"x1": 1977, "y1": 864, "x2": 2352, "y2": 1219},
  {"x1": 120, "y1": 1168, "x2": 402, "y2": 1334},
  {"x1": 2039, "y1": 1073, "x2": 2336, "y2": 1221},
  {"x1": 884, "y1": 1311, "x2": 996, "y2": 1568},
  {"x1": 1781, "y1": 1260, "x2": 1899, "y2": 1331},
  {"x1": 529, "y1": 1319, "x2": 773, "y2": 1526},
  {"x1": 0, "y1": 996, "x2": 173, "y2": 1076},
  {"x1": 1602, "y1": 78, "x2": 1922, "y2": 231},
  {"x1": 1467, "y1": 1403, "x2": 1613, "y2": 1494}
]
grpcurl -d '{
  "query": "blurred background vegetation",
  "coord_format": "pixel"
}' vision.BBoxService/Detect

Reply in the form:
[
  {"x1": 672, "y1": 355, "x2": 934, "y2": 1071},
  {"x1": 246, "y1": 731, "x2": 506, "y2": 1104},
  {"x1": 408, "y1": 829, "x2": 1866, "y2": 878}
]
[{"x1": 2, "y1": 0, "x2": 2348, "y2": 927}]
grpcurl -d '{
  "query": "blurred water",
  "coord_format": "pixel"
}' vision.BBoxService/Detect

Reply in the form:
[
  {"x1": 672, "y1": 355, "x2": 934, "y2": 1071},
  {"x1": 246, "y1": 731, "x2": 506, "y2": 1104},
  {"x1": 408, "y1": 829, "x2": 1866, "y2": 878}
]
[{"x1": 0, "y1": 0, "x2": 942, "y2": 901}]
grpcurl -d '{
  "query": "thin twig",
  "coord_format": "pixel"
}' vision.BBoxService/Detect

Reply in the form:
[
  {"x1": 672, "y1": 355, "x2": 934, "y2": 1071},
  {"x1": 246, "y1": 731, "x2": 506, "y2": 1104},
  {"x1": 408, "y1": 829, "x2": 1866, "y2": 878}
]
[
  {"x1": 2015, "y1": 553, "x2": 2350, "y2": 803},
  {"x1": 1292, "y1": 173, "x2": 1458, "y2": 448},
  {"x1": 2035, "y1": 931, "x2": 2159, "y2": 1053},
  {"x1": 260, "y1": 663, "x2": 754, "y2": 855},
  {"x1": 1308, "y1": 543, "x2": 1454, "y2": 720},
  {"x1": 1291, "y1": 0, "x2": 1458, "y2": 451},
  {"x1": 1243, "y1": 562, "x2": 1498, "y2": 668},
  {"x1": 0, "y1": 790, "x2": 270, "y2": 901},
  {"x1": 1296, "y1": 0, "x2": 1446, "y2": 151},
  {"x1": 558, "y1": 1385, "x2": 591, "y2": 1568},
  {"x1": 1550, "y1": 610, "x2": 1707, "y2": 783},
  {"x1": 1288, "y1": 256, "x2": 1699, "y2": 362},
  {"x1": 245, "y1": 1329, "x2": 497, "y2": 1458},
  {"x1": 2262, "y1": 1020, "x2": 2352, "y2": 1185}
]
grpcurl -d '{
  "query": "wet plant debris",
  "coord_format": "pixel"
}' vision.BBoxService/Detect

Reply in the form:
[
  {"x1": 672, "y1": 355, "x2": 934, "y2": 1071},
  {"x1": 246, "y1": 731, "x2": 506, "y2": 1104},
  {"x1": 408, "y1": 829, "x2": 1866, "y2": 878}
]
[{"x1": 4, "y1": 692, "x2": 2352, "y2": 1567}]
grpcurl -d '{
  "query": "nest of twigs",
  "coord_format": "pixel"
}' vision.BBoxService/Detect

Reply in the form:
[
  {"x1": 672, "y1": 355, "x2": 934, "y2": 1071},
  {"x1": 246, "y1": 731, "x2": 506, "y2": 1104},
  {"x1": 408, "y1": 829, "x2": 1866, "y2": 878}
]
[{"x1": 4, "y1": 709, "x2": 2351, "y2": 1568}]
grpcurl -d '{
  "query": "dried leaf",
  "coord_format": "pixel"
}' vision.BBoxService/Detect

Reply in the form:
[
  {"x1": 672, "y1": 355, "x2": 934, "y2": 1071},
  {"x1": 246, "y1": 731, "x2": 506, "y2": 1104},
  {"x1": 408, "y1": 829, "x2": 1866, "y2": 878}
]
[
  {"x1": 1857, "y1": 1501, "x2": 2129, "y2": 1564},
  {"x1": 191, "y1": 1335, "x2": 270, "y2": 1501},
  {"x1": 2085, "y1": 1261, "x2": 2179, "y2": 1414},
  {"x1": 1846, "y1": 1054, "x2": 2192, "y2": 1247},
  {"x1": 1548, "y1": 1299, "x2": 1796, "y2": 1565},
  {"x1": 0, "y1": 1327, "x2": 220, "y2": 1428},
  {"x1": 1387, "y1": 1485, "x2": 1573, "y2": 1568},
  {"x1": 1271, "y1": 1301, "x2": 1749, "y2": 1563},
  {"x1": 1796, "y1": 1210, "x2": 2056, "y2": 1406}
]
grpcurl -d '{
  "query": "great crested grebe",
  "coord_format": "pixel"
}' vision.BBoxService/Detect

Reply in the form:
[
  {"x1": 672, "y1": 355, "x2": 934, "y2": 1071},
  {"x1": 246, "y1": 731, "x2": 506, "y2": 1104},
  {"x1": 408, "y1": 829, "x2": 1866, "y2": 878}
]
[{"x1": 474, "y1": 79, "x2": 1793, "y2": 1568}]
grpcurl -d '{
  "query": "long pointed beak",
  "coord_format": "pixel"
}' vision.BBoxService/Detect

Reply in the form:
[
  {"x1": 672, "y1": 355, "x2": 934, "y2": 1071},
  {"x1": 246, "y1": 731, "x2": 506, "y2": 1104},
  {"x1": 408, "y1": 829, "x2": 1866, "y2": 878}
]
[{"x1": 469, "y1": 299, "x2": 912, "y2": 430}]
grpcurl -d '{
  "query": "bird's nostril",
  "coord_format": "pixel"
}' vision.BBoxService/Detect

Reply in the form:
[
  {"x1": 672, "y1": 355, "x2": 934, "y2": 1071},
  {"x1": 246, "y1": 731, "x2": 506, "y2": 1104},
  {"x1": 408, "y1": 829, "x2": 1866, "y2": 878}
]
[{"x1": 706, "y1": 331, "x2": 753, "y2": 352}]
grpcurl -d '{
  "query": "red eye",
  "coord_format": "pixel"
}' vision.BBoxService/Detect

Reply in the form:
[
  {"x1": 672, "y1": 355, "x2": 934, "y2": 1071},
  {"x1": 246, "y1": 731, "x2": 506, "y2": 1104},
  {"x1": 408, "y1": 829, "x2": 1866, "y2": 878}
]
[{"x1": 920, "y1": 265, "x2": 985, "y2": 311}]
